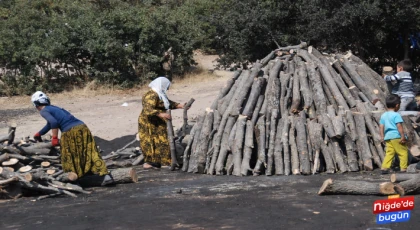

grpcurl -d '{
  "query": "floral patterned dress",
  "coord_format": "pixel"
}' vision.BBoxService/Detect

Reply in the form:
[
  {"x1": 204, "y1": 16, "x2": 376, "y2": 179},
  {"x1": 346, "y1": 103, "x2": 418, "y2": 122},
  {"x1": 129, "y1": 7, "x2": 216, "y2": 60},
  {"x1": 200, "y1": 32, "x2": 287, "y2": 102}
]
[{"x1": 138, "y1": 89, "x2": 179, "y2": 166}]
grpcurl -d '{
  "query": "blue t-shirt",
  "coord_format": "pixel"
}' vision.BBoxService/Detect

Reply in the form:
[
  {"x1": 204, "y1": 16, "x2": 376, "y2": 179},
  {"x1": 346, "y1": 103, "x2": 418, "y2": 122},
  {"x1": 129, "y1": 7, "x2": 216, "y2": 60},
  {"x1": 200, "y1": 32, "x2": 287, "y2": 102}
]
[
  {"x1": 380, "y1": 111, "x2": 403, "y2": 140},
  {"x1": 39, "y1": 105, "x2": 84, "y2": 135}
]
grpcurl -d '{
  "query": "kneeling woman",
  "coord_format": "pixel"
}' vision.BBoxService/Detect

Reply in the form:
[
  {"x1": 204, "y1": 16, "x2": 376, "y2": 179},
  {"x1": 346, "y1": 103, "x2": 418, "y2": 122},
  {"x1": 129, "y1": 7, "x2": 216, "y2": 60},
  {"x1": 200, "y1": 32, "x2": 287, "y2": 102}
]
[{"x1": 31, "y1": 91, "x2": 112, "y2": 185}]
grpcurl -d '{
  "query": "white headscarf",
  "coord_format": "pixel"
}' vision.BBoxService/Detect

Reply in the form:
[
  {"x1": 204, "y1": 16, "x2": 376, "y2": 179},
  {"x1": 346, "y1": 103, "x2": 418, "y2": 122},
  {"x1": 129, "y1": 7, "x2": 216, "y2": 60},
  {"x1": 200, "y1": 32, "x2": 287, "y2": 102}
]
[{"x1": 149, "y1": 77, "x2": 171, "y2": 109}]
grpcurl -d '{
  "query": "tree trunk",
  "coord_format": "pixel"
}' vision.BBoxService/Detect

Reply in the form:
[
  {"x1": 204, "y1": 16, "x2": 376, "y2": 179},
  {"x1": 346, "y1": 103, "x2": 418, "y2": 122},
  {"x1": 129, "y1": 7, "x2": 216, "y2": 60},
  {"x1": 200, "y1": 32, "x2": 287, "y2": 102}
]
[
  {"x1": 306, "y1": 63, "x2": 327, "y2": 114},
  {"x1": 78, "y1": 168, "x2": 137, "y2": 187},
  {"x1": 215, "y1": 116, "x2": 237, "y2": 175},
  {"x1": 182, "y1": 98, "x2": 196, "y2": 136},
  {"x1": 251, "y1": 95, "x2": 264, "y2": 126},
  {"x1": 166, "y1": 110, "x2": 178, "y2": 171},
  {"x1": 231, "y1": 66, "x2": 262, "y2": 116},
  {"x1": 295, "y1": 114, "x2": 310, "y2": 174},
  {"x1": 266, "y1": 109, "x2": 278, "y2": 176},
  {"x1": 282, "y1": 116, "x2": 291, "y2": 175},
  {"x1": 240, "y1": 120, "x2": 254, "y2": 176},
  {"x1": 318, "y1": 178, "x2": 397, "y2": 195},
  {"x1": 188, "y1": 114, "x2": 205, "y2": 173},
  {"x1": 353, "y1": 112, "x2": 373, "y2": 170},
  {"x1": 274, "y1": 118, "x2": 284, "y2": 175},
  {"x1": 279, "y1": 72, "x2": 292, "y2": 118},
  {"x1": 318, "y1": 63, "x2": 350, "y2": 110},
  {"x1": 232, "y1": 115, "x2": 247, "y2": 176},
  {"x1": 289, "y1": 118, "x2": 300, "y2": 175},
  {"x1": 390, "y1": 173, "x2": 419, "y2": 183},
  {"x1": 253, "y1": 116, "x2": 266, "y2": 175},
  {"x1": 194, "y1": 110, "x2": 214, "y2": 173},
  {"x1": 242, "y1": 77, "x2": 266, "y2": 118},
  {"x1": 297, "y1": 61, "x2": 313, "y2": 109},
  {"x1": 394, "y1": 175, "x2": 420, "y2": 195},
  {"x1": 290, "y1": 68, "x2": 301, "y2": 113}
]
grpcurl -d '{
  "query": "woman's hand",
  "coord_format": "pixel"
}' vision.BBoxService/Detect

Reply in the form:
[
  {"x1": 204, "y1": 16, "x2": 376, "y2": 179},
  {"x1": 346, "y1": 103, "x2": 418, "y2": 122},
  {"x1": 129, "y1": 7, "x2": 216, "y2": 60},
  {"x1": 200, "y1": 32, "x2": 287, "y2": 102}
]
[
  {"x1": 177, "y1": 103, "x2": 190, "y2": 110},
  {"x1": 158, "y1": 113, "x2": 171, "y2": 120}
]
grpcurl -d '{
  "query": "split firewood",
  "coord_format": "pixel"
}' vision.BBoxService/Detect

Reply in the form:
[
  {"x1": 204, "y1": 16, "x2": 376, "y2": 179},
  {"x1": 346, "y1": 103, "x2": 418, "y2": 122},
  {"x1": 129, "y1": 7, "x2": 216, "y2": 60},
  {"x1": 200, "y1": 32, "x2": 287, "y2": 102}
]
[{"x1": 318, "y1": 179, "x2": 397, "y2": 195}]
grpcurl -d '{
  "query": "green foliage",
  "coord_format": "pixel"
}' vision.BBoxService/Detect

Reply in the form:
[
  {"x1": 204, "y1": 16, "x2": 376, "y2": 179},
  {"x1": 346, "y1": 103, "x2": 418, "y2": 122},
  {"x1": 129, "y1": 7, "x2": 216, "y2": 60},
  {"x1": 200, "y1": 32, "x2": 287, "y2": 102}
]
[{"x1": 1, "y1": 0, "x2": 420, "y2": 96}]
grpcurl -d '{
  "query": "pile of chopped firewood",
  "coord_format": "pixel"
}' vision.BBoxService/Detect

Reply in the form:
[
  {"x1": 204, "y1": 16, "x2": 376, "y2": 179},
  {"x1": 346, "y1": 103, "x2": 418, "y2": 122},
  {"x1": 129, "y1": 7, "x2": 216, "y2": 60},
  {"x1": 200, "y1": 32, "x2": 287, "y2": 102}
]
[
  {"x1": 0, "y1": 125, "x2": 138, "y2": 200},
  {"x1": 181, "y1": 42, "x2": 420, "y2": 176}
]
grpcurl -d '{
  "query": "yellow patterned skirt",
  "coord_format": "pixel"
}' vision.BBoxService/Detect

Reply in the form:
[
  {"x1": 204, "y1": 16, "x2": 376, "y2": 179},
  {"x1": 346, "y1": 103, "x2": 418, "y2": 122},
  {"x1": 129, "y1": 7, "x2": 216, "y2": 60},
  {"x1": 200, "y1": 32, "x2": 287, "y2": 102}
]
[
  {"x1": 138, "y1": 115, "x2": 171, "y2": 166},
  {"x1": 60, "y1": 124, "x2": 108, "y2": 178}
]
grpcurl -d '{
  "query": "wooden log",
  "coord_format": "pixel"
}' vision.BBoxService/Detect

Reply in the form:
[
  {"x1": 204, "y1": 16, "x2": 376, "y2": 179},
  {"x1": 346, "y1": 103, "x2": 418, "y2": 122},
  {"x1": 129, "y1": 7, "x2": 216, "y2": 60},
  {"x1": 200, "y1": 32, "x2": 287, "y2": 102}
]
[
  {"x1": 182, "y1": 98, "x2": 195, "y2": 136},
  {"x1": 313, "y1": 121, "x2": 336, "y2": 173},
  {"x1": 215, "y1": 116, "x2": 237, "y2": 175},
  {"x1": 401, "y1": 116, "x2": 420, "y2": 157},
  {"x1": 218, "y1": 71, "x2": 245, "y2": 115},
  {"x1": 295, "y1": 114, "x2": 310, "y2": 174},
  {"x1": 353, "y1": 112, "x2": 373, "y2": 170},
  {"x1": 318, "y1": 179, "x2": 397, "y2": 195},
  {"x1": 273, "y1": 118, "x2": 284, "y2": 175},
  {"x1": 253, "y1": 116, "x2": 266, "y2": 175},
  {"x1": 290, "y1": 68, "x2": 301, "y2": 113},
  {"x1": 297, "y1": 62, "x2": 312, "y2": 109},
  {"x1": 282, "y1": 117, "x2": 291, "y2": 175},
  {"x1": 0, "y1": 153, "x2": 9, "y2": 164},
  {"x1": 188, "y1": 114, "x2": 205, "y2": 173},
  {"x1": 19, "y1": 165, "x2": 32, "y2": 173},
  {"x1": 194, "y1": 110, "x2": 214, "y2": 173},
  {"x1": 17, "y1": 146, "x2": 51, "y2": 155},
  {"x1": 266, "y1": 109, "x2": 278, "y2": 176},
  {"x1": 232, "y1": 115, "x2": 247, "y2": 176},
  {"x1": 275, "y1": 42, "x2": 308, "y2": 51},
  {"x1": 242, "y1": 77, "x2": 266, "y2": 118},
  {"x1": 78, "y1": 168, "x2": 137, "y2": 187},
  {"x1": 390, "y1": 173, "x2": 419, "y2": 183},
  {"x1": 356, "y1": 64, "x2": 386, "y2": 101},
  {"x1": 345, "y1": 110, "x2": 358, "y2": 142},
  {"x1": 284, "y1": 71, "x2": 294, "y2": 115},
  {"x1": 289, "y1": 118, "x2": 300, "y2": 175},
  {"x1": 332, "y1": 60, "x2": 355, "y2": 88},
  {"x1": 7, "y1": 123, "x2": 16, "y2": 145},
  {"x1": 279, "y1": 72, "x2": 292, "y2": 118},
  {"x1": 210, "y1": 71, "x2": 241, "y2": 110},
  {"x1": 317, "y1": 115, "x2": 336, "y2": 138},
  {"x1": 240, "y1": 120, "x2": 254, "y2": 176},
  {"x1": 251, "y1": 95, "x2": 264, "y2": 126},
  {"x1": 306, "y1": 63, "x2": 327, "y2": 114},
  {"x1": 182, "y1": 125, "x2": 196, "y2": 171},
  {"x1": 322, "y1": 77, "x2": 337, "y2": 110},
  {"x1": 394, "y1": 175, "x2": 420, "y2": 195},
  {"x1": 2, "y1": 158, "x2": 19, "y2": 166},
  {"x1": 264, "y1": 60, "x2": 283, "y2": 115},
  {"x1": 318, "y1": 63, "x2": 350, "y2": 110},
  {"x1": 349, "y1": 86, "x2": 361, "y2": 101},
  {"x1": 56, "y1": 172, "x2": 78, "y2": 183},
  {"x1": 331, "y1": 115, "x2": 345, "y2": 139},
  {"x1": 0, "y1": 167, "x2": 32, "y2": 182},
  {"x1": 260, "y1": 51, "x2": 275, "y2": 66},
  {"x1": 231, "y1": 67, "x2": 261, "y2": 116},
  {"x1": 330, "y1": 137, "x2": 349, "y2": 173},
  {"x1": 41, "y1": 161, "x2": 51, "y2": 168},
  {"x1": 343, "y1": 130, "x2": 359, "y2": 172},
  {"x1": 340, "y1": 57, "x2": 379, "y2": 102},
  {"x1": 358, "y1": 92, "x2": 375, "y2": 109},
  {"x1": 48, "y1": 181, "x2": 90, "y2": 194},
  {"x1": 166, "y1": 110, "x2": 178, "y2": 171},
  {"x1": 369, "y1": 139, "x2": 382, "y2": 168}
]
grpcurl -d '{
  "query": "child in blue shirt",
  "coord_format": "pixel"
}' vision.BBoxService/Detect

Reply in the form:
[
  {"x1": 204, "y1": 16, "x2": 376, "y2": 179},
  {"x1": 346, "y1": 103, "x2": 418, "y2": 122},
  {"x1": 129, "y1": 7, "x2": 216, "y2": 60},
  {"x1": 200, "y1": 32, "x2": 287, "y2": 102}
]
[{"x1": 380, "y1": 94, "x2": 408, "y2": 174}]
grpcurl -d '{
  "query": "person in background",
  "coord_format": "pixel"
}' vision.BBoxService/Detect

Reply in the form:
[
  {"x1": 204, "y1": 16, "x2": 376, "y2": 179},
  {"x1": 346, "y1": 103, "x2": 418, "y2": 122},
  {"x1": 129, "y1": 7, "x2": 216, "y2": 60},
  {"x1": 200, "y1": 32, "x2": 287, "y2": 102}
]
[
  {"x1": 383, "y1": 59, "x2": 416, "y2": 111},
  {"x1": 138, "y1": 77, "x2": 187, "y2": 169},
  {"x1": 31, "y1": 91, "x2": 112, "y2": 185},
  {"x1": 379, "y1": 94, "x2": 408, "y2": 174}
]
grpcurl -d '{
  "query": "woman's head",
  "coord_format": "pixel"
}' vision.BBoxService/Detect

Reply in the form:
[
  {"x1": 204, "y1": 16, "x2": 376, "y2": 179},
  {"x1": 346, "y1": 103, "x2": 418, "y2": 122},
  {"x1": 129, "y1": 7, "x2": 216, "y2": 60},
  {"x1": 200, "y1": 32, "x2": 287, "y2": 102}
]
[
  {"x1": 149, "y1": 77, "x2": 171, "y2": 92},
  {"x1": 31, "y1": 91, "x2": 50, "y2": 110},
  {"x1": 148, "y1": 77, "x2": 171, "y2": 109}
]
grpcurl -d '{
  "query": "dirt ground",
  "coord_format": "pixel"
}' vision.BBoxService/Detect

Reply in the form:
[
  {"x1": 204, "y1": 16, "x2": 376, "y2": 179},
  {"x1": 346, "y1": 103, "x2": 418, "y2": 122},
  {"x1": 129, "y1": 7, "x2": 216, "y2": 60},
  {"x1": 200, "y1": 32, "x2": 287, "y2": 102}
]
[{"x1": 1, "y1": 54, "x2": 420, "y2": 230}]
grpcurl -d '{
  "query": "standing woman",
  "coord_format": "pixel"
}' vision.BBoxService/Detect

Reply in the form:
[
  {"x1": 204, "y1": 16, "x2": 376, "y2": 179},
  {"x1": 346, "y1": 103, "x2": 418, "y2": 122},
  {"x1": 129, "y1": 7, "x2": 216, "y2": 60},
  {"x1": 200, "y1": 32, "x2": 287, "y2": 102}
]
[
  {"x1": 31, "y1": 91, "x2": 112, "y2": 185},
  {"x1": 138, "y1": 77, "x2": 185, "y2": 169}
]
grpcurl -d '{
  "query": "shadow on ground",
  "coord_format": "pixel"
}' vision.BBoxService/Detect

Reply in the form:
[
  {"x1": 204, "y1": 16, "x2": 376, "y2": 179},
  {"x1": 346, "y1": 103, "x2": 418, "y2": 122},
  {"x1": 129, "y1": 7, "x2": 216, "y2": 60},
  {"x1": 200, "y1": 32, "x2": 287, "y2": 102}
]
[{"x1": 1, "y1": 169, "x2": 419, "y2": 230}]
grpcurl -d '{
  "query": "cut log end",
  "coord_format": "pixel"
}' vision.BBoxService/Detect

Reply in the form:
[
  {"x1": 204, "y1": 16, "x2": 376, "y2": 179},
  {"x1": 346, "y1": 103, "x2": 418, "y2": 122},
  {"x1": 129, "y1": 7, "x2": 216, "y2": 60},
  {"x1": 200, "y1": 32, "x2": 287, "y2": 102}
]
[
  {"x1": 19, "y1": 165, "x2": 32, "y2": 173},
  {"x1": 2, "y1": 158, "x2": 19, "y2": 166},
  {"x1": 318, "y1": 178, "x2": 333, "y2": 195},
  {"x1": 379, "y1": 182, "x2": 397, "y2": 195}
]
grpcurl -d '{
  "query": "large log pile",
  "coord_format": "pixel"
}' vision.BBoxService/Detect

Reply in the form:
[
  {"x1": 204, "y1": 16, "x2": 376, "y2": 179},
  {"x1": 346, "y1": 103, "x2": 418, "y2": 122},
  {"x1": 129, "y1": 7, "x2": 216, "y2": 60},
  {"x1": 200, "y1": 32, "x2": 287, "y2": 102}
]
[
  {"x1": 181, "y1": 42, "x2": 420, "y2": 176},
  {"x1": 0, "y1": 126, "x2": 138, "y2": 200}
]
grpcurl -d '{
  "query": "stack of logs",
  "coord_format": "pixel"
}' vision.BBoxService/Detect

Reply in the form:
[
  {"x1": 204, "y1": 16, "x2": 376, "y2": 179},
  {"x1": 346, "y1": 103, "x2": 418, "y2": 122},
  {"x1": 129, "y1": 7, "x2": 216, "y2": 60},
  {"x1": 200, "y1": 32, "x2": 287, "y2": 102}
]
[
  {"x1": 181, "y1": 42, "x2": 420, "y2": 176},
  {"x1": 0, "y1": 125, "x2": 138, "y2": 200}
]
